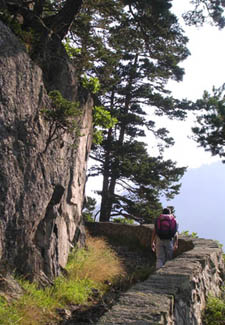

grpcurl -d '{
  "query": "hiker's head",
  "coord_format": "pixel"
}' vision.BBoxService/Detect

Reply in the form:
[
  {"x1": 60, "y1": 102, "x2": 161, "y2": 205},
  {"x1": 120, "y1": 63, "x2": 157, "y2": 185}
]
[{"x1": 162, "y1": 207, "x2": 171, "y2": 215}]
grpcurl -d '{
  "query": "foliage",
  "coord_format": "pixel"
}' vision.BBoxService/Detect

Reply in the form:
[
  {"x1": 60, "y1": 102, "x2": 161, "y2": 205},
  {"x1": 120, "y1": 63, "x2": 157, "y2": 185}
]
[
  {"x1": 183, "y1": 0, "x2": 225, "y2": 28},
  {"x1": 202, "y1": 290, "x2": 225, "y2": 325},
  {"x1": 82, "y1": 196, "x2": 96, "y2": 222},
  {"x1": 180, "y1": 230, "x2": 198, "y2": 238},
  {"x1": 0, "y1": 10, "x2": 36, "y2": 53},
  {"x1": 91, "y1": 138, "x2": 186, "y2": 223},
  {"x1": 215, "y1": 240, "x2": 224, "y2": 250},
  {"x1": 92, "y1": 105, "x2": 118, "y2": 144},
  {"x1": 192, "y1": 84, "x2": 225, "y2": 160},
  {"x1": 0, "y1": 236, "x2": 125, "y2": 324},
  {"x1": 63, "y1": 38, "x2": 81, "y2": 58},
  {"x1": 66, "y1": 236, "x2": 125, "y2": 285},
  {"x1": 41, "y1": 90, "x2": 81, "y2": 151},
  {"x1": 112, "y1": 217, "x2": 134, "y2": 225},
  {"x1": 81, "y1": 75, "x2": 100, "y2": 94},
  {"x1": 43, "y1": 90, "x2": 81, "y2": 131}
]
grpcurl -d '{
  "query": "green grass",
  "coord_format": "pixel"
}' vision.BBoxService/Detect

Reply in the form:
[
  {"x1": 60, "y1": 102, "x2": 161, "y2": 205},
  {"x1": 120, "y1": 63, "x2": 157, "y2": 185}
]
[
  {"x1": 53, "y1": 277, "x2": 94, "y2": 305},
  {"x1": 0, "y1": 236, "x2": 125, "y2": 325}
]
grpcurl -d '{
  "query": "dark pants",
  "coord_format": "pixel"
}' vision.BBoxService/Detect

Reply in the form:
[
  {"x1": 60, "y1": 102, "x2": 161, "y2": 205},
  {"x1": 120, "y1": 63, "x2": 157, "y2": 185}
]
[{"x1": 155, "y1": 236, "x2": 173, "y2": 269}]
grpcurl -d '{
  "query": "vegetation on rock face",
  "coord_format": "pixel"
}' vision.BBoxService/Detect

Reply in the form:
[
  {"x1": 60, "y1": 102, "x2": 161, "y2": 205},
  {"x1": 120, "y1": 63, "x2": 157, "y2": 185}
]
[
  {"x1": 202, "y1": 254, "x2": 225, "y2": 325},
  {"x1": 180, "y1": 230, "x2": 199, "y2": 238},
  {"x1": 41, "y1": 90, "x2": 81, "y2": 152},
  {"x1": 202, "y1": 289, "x2": 225, "y2": 325}
]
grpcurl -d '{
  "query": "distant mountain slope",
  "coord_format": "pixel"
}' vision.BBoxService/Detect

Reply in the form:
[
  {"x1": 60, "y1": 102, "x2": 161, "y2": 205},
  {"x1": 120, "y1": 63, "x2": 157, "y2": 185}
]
[{"x1": 163, "y1": 161, "x2": 225, "y2": 249}]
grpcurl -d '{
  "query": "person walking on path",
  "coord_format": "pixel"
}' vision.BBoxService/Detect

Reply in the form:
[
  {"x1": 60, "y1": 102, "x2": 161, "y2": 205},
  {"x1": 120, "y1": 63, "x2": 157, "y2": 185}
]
[{"x1": 151, "y1": 207, "x2": 178, "y2": 270}]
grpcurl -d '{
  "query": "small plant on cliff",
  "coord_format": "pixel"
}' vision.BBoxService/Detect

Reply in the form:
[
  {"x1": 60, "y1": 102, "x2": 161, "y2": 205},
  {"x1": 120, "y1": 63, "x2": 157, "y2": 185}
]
[
  {"x1": 180, "y1": 230, "x2": 198, "y2": 238},
  {"x1": 41, "y1": 90, "x2": 81, "y2": 152}
]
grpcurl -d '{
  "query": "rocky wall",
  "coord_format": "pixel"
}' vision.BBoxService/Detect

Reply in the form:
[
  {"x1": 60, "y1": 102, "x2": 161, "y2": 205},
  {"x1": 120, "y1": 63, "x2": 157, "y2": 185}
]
[
  {"x1": 86, "y1": 222, "x2": 224, "y2": 324},
  {"x1": 0, "y1": 21, "x2": 93, "y2": 283}
]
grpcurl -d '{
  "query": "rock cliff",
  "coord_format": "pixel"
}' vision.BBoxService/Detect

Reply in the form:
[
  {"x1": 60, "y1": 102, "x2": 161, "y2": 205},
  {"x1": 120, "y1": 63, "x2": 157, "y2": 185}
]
[{"x1": 0, "y1": 21, "x2": 93, "y2": 283}]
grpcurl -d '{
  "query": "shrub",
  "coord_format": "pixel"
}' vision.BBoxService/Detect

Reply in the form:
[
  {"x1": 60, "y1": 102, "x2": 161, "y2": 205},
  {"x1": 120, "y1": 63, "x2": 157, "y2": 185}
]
[
  {"x1": 203, "y1": 294, "x2": 225, "y2": 325},
  {"x1": 112, "y1": 217, "x2": 134, "y2": 225},
  {"x1": 41, "y1": 90, "x2": 81, "y2": 152},
  {"x1": 180, "y1": 230, "x2": 198, "y2": 238}
]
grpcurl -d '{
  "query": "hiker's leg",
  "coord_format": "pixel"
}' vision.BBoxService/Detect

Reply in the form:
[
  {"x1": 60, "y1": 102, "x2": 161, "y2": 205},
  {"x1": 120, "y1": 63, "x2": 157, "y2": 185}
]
[
  {"x1": 155, "y1": 239, "x2": 166, "y2": 269},
  {"x1": 165, "y1": 240, "x2": 174, "y2": 262}
]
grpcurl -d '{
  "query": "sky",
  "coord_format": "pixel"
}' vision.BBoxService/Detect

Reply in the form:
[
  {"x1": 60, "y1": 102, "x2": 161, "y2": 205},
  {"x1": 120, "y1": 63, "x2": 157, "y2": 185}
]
[
  {"x1": 86, "y1": 0, "x2": 225, "y2": 247},
  {"x1": 154, "y1": 0, "x2": 225, "y2": 169},
  {"x1": 160, "y1": 0, "x2": 225, "y2": 247},
  {"x1": 163, "y1": 161, "x2": 225, "y2": 247}
]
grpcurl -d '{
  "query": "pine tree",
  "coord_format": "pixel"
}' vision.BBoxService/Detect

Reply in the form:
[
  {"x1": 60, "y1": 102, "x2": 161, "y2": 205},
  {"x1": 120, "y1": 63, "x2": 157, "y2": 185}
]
[
  {"x1": 87, "y1": 2, "x2": 189, "y2": 222},
  {"x1": 192, "y1": 84, "x2": 225, "y2": 160},
  {"x1": 182, "y1": 0, "x2": 225, "y2": 28}
]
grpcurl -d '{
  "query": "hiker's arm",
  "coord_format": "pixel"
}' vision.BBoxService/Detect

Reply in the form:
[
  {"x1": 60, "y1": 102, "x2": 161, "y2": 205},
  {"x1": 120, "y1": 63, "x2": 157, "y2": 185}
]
[
  {"x1": 151, "y1": 228, "x2": 156, "y2": 251},
  {"x1": 173, "y1": 232, "x2": 178, "y2": 250}
]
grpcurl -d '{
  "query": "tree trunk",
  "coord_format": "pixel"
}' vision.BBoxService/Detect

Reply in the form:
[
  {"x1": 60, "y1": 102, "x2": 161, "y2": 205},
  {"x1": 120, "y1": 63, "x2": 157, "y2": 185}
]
[
  {"x1": 99, "y1": 90, "x2": 115, "y2": 222},
  {"x1": 5, "y1": 0, "x2": 83, "y2": 89},
  {"x1": 99, "y1": 60, "x2": 137, "y2": 220},
  {"x1": 99, "y1": 128, "x2": 112, "y2": 222}
]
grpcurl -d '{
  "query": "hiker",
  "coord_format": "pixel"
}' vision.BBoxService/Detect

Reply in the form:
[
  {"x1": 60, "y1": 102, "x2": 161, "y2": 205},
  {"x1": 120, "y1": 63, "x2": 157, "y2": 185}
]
[{"x1": 151, "y1": 207, "x2": 178, "y2": 270}]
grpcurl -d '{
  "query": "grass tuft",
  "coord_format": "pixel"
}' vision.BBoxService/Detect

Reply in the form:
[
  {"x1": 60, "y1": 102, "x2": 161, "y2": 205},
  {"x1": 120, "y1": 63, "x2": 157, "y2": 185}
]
[{"x1": 66, "y1": 235, "x2": 125, "y2": 284}]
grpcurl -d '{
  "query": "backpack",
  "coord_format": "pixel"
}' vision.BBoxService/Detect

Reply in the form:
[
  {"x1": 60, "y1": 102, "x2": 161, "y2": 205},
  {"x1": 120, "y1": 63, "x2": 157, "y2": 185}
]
[{"x1": 155, "y1": 214, "x2": 177, "y2": 240}]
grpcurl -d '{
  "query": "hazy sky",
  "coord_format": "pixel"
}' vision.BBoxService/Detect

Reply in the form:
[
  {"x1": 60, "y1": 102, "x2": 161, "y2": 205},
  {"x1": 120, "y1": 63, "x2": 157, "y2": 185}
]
[{"x1": 161, "y1": 0, "x2": 225, "y2": 169}]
